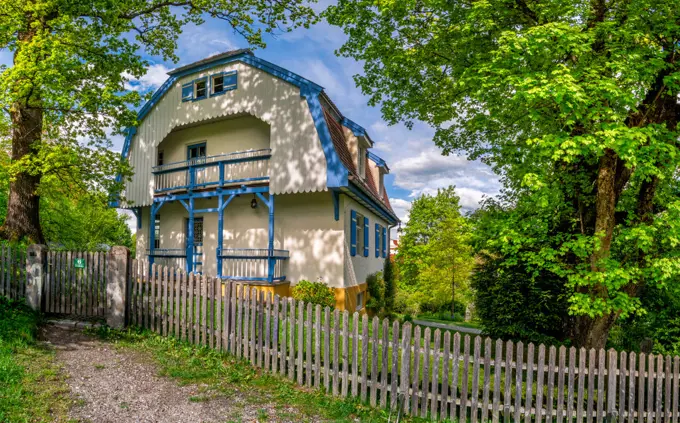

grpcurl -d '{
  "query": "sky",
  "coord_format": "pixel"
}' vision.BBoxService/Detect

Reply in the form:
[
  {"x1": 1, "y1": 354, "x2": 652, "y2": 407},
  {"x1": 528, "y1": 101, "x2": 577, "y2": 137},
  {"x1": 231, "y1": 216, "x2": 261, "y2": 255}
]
[{"x1": 0, "y1": 3, "x2": 501, "y2": 235}]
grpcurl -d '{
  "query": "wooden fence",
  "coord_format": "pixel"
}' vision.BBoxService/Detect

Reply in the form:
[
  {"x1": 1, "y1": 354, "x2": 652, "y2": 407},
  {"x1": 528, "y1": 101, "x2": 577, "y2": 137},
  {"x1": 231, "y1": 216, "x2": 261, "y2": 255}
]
[
  {"x1": 0, "y1": 244, "x2": 27, "y2": 301},
  {"x1": 128, "y1": 259, "x2": 680, "y2": 423}
]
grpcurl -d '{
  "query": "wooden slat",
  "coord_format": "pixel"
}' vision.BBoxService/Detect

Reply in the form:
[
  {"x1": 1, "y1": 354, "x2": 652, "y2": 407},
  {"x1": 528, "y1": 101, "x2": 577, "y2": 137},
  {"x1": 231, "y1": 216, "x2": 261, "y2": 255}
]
[
  {"x1": 411, "y1": 325, "x2": 422, "y2": 416},
  {"x1": 608, "y1": 349, "x2": 618, "y2": 420},
  {"x1": 400, "y1": 323, "x2": 412, "y2": 414},
  {"x1": 390, "y1": 320, "x2": 400, "y2": 410},
  {"x1": 673, "y1": 356, "x2": 679, "y2": 423},
  {"x1": 639, "y1": 353, "x2": 646, "y2": 423},
  {"x1": 525, "y1": 343, "x2": 535, "y2": 423},
  {"x1": 360, "y1": 314, "x2": 369, "y2": 402},
  {"x1": 351, "y1": 312, "x2": 359, "y2": 397},
  {"x1": 305, "y1": 302, "x2": 312, "y2": 386},
  {"x1": 556, "y1": 346, "x2": 566, "y2": 423},
  {"x1": 504, "y1": 341, "x2": 515, "y2": 422},
  {"x1": 66, "y1": 251, "x2": 72, "y2": 313},
  {"x1": 314, "y1": 304, "x2": 321, "y2": 388},
  {"x1": 440, "y1": 331, "x2": 452, "y2": 421},
  {"x1": 280, "y1": 295, "x2": 288, "y2": 376},
  {"x1": 515, "y1": 342, "x2": 525, "y2": 423},
  {"x1": 188, "y1": 272, "x2": 195, "y2": 343},
  {"x1": 265, "y1": 292, "x2": 272, "y2": 370},
  {"x1": 341, "y1": 311, "x2": 350, "y2": 397},
  {"x1": 431, "y1": 329, "x2": 441, "y2": 419},
  {"x1": 243, "y1": 286, "x2": 250, "y2": 357},
  {"x1": 597, "y1": 349, "x2": 606, "y2": 423},
  {"x1": 332, "y1": 309, "x2": 340, "y2": 396},
  {"x1": 324, "y1": 306, "x2": 331, "y2": 392},
  {"x1": 619, "y1": 351, "x2": 627, "y2": 422},
  {"x1": 272, "y1": 295, "x2": 280, "y2": 374},
  {"x1": 258, "y1": 291, "x2": 265, "y2": 366},
  {"x1": 493, "y1": 339, "x2": 504, "y2": 423},
  {"x1": 546, "y1": 346, "x2": 557, "y2": 422},
  {"x1": 588, "y1": 348, "x2": 597, "y2": 422},
  {"x1": 451, "y1": 333, "x2": 460, "y2": 420},
  {"x1": 370, "y1": 316, "x2": 379, "y2": 407},
  {"x1": 536, "y1": 344, "x2": 546, "y2": 423},
  {"x1": 460, "y1": 335, "x2": 471, "y2": 423},
  {"x1": 656, "y1": 355, "x2": 663, "y2": 423},
  {"x1": 628, "y1": 352, "x2": 637, "y2": 423},
  {"x1": 422, "y1": 328, "x2": 432, "y2": 418},
  {"x1": 471, "y1": 336, "x2": 481, "y2": 423},
  {"x1": 288, "y1": 298, "x2": 296, "y2": 381},
  {"x1": 577, "y1": 348, "x2": 586, "y2": 423},
  {"x1": 567, "y1": 347, "x2": 576, "y2": 421},
  {"x1": 250, "y1": 288, "x2": 257, "y2": 363},
  {"x1": 665, "y1": 356, "x2": 672, "y2": 423},
  {"x1": 380, "y1": 318, "x2": 389, "y2": 409}
]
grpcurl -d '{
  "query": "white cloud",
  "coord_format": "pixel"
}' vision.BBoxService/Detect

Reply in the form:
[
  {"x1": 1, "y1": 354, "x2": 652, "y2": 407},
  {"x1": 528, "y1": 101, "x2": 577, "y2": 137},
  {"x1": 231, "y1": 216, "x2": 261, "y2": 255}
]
[{"x1": 124, "y1": 63, "x2": 170, "y2": 92}]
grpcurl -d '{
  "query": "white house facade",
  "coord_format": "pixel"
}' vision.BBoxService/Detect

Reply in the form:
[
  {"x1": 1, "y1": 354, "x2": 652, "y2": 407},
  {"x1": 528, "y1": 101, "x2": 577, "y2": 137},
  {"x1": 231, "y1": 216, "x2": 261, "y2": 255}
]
[{"x1": 113, "y1": 49, "x2": 398, "y2": 310}]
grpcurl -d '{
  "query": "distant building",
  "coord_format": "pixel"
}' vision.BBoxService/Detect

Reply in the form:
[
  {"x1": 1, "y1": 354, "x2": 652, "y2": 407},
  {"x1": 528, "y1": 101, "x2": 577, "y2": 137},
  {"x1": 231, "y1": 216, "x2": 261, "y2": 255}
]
[{"x1": 113, "y1": 50, "x2": 399, "y2": 310}]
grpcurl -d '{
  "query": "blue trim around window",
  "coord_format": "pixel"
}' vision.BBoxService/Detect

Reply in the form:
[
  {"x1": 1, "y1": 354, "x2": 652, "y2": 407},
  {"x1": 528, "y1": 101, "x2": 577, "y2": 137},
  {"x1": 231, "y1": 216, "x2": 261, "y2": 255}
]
[
  {"x1": 363, "y1": 216, "x2": 369, "y2": 257},
  {"x1": 209, "y1": 70, "x2": 238, "y2": 97},
  {"x1": 375, "y1": 223, "x2": 380, "y2": 257},
  {"x1": 192, "y1": 76, "x2": 208, "y2": 101}
]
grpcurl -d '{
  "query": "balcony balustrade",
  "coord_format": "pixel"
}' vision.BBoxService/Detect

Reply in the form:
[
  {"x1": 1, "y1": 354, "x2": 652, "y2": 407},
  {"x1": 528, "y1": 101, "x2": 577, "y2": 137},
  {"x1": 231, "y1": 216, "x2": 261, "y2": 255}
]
[
  {"x1": 153, "y1": 148, "x2": 271, "y2": 194},
  {"x1": 219, "y1": 248, "x2": 289, "y2": 282}
]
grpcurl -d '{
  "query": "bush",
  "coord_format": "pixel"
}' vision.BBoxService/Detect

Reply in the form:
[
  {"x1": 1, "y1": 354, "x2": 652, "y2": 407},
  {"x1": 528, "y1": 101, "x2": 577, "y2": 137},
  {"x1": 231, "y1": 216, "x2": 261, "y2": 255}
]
[
  {"x1": 291, "y1": 280, "x2": 335, "y2": 309},
  {"x1": 383, "y1": 258, "x2": 396, "y2": 313},
  {"x1": 365, "y1": 271, "x2": 384, "y2": 313}
]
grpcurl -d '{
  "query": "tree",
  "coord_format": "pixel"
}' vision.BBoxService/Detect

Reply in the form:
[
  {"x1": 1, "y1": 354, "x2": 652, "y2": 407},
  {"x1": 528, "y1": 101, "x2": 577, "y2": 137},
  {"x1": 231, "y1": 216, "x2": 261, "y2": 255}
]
[
  {"x1": 326, "y1": 0, "x2": 680, "y2": 348},
  {"x1": 396, "y1": 187, "x2": 474, "y2": 316},
  {"x1": 383, "y1": 256, "x2": 395, "y2": 314},
  {"x1": 0, "y1": 0, "x2": 317, "y2": 243}
]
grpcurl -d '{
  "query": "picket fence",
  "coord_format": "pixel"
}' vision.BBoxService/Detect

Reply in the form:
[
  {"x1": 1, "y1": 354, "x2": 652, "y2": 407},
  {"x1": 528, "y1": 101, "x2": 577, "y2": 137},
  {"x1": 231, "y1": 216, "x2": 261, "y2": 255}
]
[{"x1": 2, "y1": 247, "x2": 680, "y2": 422}]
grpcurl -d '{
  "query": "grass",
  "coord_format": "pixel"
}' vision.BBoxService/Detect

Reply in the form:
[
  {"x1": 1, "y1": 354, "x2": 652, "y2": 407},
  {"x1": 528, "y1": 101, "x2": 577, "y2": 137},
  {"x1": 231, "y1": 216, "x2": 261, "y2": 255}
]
[
  {"x1": 90, "y1": 325, "x2": 436, "y2": 423},
  {"x1": 0, "y1": 297, "x2": 71, "y2": 422}
]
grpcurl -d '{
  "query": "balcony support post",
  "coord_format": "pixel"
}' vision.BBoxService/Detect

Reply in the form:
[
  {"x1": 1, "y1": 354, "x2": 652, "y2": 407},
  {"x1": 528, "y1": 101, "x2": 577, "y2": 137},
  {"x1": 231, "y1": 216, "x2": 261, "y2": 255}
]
[
  {"x1": 267, "y1": 194, "x2": 275, "y2": 283},
  {"x1": 217, "y1": 194, "x2": 224, "y2": 278},
  {"x1": 187, "y1": 196, "x2": 195, "y2": 274}
]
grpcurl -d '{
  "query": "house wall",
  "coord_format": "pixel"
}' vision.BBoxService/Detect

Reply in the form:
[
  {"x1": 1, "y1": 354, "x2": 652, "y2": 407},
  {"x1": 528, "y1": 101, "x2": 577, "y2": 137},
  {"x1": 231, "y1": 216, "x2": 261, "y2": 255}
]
[
  {"x1": 124, "y1": 61, "x2": 328, "y2": 207},
  {"x1": 158, "y1": 115, "x2": 270, "y2": 164},
  {"x1": 136, "y1": 192, "x2": 346, "y2": 288}
]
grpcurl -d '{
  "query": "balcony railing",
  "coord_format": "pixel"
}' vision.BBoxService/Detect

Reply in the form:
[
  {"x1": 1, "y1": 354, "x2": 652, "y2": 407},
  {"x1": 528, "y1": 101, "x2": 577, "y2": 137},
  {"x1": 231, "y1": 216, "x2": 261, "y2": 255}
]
[
  {"x1": 153, "y1": 148, "x2": 271, "y2": 194},
  {"x1": 219, "y1": 248, "x2": 289, "y2": 282},
  {"x1": 146, "y1": 248, "x2": 187, "y2": 271}
]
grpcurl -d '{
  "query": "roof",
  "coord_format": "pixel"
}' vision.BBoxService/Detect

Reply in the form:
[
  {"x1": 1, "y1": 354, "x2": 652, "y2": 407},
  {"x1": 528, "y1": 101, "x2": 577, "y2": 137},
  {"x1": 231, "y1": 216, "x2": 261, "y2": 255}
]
[{"x1": 168, "y1": 49, "x2": 254, "y2": 75}]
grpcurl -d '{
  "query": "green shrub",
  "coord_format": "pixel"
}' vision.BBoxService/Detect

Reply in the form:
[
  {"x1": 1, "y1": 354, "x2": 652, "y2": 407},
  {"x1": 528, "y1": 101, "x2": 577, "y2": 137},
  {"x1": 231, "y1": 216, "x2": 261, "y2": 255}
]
[
  {"x1": 365, "y1": 271, "x2": 384, "y2": 313},
  {"x1": 383, "y1": 258, "x2": 396, "y2": 314},
  {"x1": 291, "y1": 280, "x2": 335, "y2": 309}
]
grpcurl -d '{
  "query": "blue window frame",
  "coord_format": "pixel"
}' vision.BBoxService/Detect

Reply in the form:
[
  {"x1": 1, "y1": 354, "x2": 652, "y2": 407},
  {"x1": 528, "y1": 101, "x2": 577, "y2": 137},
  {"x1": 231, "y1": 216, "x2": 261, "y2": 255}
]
[
  {"x1": 210, "y1": 70, "x2": 237, "y2": 97},
  {"x1": 350, "y1": 210, "x2": 357, "y2": 256},
  {"x1": 181, "y1": 82, "x2": 193, "y2": 102},
  {"x1": 187, "y1": 142, "x2": 206, "y2": 161},
  {"x1": 375, "y1": 223, "x2": 380, "y2": 258},
  {"x1": 193, "y1": 77, "x2": 208, "y2": 101},
  {"x1": 382, "y1": 226, "x2": 387, "y2": 258}
]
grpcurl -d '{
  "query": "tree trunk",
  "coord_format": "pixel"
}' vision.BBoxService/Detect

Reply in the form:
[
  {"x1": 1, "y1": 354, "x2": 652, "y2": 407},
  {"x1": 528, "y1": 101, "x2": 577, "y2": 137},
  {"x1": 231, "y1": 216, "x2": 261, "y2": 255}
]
[
  {"x1": 573, "y1": 312, "x2": 617, "y2": 349},
  {"x1": 1, "y1": 106, "x2": 44, "y2": 243},
  {"x1": 0, "y1": 23, "x2": 45, "y2": 244}
]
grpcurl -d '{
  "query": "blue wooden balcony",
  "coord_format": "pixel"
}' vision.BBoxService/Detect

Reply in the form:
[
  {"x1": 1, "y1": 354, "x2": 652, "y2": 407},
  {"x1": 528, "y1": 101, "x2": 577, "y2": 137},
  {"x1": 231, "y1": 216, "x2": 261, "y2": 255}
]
[
  {"x1": 219, "y1": 248, "x2": 289, "y2": 282},
  {"x1": 152, "y1": 148, "x2": 271, "y2": 194},
  {"x1": 146, "y1": 248, "x2": 187, "y2": 271}
]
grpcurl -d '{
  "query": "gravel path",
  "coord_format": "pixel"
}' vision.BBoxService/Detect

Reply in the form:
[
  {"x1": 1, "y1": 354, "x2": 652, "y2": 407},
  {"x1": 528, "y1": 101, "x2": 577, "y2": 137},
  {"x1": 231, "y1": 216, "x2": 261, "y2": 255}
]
[{"x1": 41, "y1": 326, "x2": 300, "y2": 423}]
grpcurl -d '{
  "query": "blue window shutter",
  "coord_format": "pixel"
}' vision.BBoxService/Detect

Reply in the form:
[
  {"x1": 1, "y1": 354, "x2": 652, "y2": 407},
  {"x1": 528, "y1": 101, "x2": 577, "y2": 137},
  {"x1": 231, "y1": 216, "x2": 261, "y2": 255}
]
[
  {"x1": 375, "y1": 224, "x2": 380, "y2": 257},
  {"x1": 382, "y1": 226, "x2": 387, "y2": 258},
  {"x1": 181, "y1": 82, "x2": 193, "y2": 102},
  {"x1": 224, "y1": 71, "x2": 238, "y2": 91},
  {"x1": 363, "y1": 217, "x2": 369, "y2": 257},
  {"x1": 350, "y1": 210, "x2": 357, "y2": 257}
]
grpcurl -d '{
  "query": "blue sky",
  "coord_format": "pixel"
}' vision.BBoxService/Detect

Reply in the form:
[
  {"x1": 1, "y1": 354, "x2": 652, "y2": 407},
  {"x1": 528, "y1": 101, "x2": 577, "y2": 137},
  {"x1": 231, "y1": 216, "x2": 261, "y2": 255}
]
[{"x1": 1, "y1": 5, "x2": 501, "y2": 233}]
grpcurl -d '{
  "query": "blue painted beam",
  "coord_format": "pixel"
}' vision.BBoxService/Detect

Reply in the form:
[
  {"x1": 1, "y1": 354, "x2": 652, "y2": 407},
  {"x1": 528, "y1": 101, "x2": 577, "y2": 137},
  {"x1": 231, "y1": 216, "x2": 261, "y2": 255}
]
[
  {"x1": 331, "y1": 190, "x2": 340, "y2": 221},
  {"x1": 267, "y1": 194, "x2": 275, "y2": 283},
  {"x1": 153, "y1": 185, "x2": 269, "y2": 204}
]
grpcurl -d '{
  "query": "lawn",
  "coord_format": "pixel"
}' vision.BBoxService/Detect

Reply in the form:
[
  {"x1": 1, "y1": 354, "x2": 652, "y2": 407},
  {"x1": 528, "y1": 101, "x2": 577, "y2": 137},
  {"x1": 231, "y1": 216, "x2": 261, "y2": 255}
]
[{"x1": 0, "y1": 297, "x2": 70, "y2": 422}]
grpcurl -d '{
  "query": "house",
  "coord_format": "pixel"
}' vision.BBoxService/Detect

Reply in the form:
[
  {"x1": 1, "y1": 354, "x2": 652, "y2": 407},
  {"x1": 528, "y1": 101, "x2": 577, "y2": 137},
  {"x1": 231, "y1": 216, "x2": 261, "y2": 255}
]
[{"x1": 113, "y1": 49, "x2": 399, "y2": 310}]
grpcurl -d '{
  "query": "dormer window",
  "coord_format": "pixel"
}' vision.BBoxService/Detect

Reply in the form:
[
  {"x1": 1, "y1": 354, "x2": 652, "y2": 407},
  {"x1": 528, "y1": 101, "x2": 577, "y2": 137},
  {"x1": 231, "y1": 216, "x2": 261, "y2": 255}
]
[
  {"x1": 212, "y1": 75, "x2": 224, "y2": 94},
  {"x1": 194, "y1": 78, "x2": 207, "y2": 100}
]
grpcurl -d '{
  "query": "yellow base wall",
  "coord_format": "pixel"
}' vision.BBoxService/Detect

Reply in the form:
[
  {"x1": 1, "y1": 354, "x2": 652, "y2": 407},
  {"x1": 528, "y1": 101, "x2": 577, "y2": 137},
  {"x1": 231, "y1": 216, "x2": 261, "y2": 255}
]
[{"x1": 231, "y1": 281, "x2": 368, "y2": 312}]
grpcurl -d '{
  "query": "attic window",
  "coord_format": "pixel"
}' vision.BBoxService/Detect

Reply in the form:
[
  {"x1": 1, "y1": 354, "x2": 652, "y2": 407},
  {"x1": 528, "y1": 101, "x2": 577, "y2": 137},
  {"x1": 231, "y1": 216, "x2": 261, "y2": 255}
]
[
  {"x1": 212, "y1": 75, "x2": 224, "y2": 94},
  {"x1": 194, "y1": 79, "x2": 207, "y2": 100}
]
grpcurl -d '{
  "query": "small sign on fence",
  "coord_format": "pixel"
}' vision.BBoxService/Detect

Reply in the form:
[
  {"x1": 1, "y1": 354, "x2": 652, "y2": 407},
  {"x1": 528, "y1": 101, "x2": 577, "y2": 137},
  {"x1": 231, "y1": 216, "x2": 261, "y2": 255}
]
[{"x1": 74, "y1": 258, "x2": 86, "y2": 269}]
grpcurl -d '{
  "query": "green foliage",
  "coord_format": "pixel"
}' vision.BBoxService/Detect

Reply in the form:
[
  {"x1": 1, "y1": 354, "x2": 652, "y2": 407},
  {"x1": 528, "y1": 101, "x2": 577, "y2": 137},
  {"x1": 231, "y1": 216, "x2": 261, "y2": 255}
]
[
  {"x1": 291, "y1": 280, "x2": 335, "y2": 309},
  {"x1": 382, "y1": 257, "x2": 395, "y2": 314},
  {"x1": 365, "y1": 271, "x2": 384, "y2": 313},
  {"x1": 395, "y1": 187, "x2": 474, "y2": 316},
  {"x1": 0, "y1": 297, "x2": 69, "y2": 420},
  {"x1": 472, "y1": 253, "x2": 572, "y2": 345},
  {"x1": 326, "y1": 0, "x2": 680, "y2": 346}
]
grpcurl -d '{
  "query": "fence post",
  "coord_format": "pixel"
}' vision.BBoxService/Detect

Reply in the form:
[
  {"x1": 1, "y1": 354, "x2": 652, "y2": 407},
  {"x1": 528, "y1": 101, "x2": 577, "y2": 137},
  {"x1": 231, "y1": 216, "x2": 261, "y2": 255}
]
[
  {"x1": 106, "y1": 246, "x2": 130, "y2": 329},
  {"x1": 26, "y1": 244, "x2": 47, "y2": 311}
]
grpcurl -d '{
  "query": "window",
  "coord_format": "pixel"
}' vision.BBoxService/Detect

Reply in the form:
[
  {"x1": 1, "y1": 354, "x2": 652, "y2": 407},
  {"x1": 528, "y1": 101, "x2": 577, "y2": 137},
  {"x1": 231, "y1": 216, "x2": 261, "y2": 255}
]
[
  {"x1": 375, "y1": 223, "x2": 384, "y2": 258},
  {"x1": 212, "y1": 74, "x2": 224, "y2": 94},
  {"x1": 194, "y1": 78, "x2": 207, "y2": 99},
  {"x1": 356, "y1": 291, "x2": 364, "y2": 310},
  {"x1": 350, "y1": 210, "x2": 369, "y2": 257},
  {"x1": 157, "y1": 150, "x2": 164, "y2": 166},
  {"x1": 154, "y1": 214, "x2": 160, "y2": 249},
  {"x1": 187, "y1": 142, "x2": 206, "y2": 162}
]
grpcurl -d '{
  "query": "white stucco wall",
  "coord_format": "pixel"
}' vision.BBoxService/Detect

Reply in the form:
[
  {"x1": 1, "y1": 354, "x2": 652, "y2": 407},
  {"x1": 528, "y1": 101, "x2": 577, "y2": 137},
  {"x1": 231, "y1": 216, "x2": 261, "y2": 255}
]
[
  {"x1": 124, "y1": 61, "x2": 328, "y2": 207},
  {"x1": 136, "y1": 192, "x2": 347, "y2": 288},
  {"x1": 342, "y1": 196, "x2": 389, "y2": 288}
]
